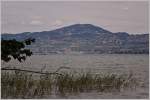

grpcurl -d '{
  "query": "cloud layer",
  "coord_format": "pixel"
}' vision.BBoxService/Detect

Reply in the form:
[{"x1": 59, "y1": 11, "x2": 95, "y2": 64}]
[{"x1": 1, "y1": 1, "x2": 149, "y2": 34}]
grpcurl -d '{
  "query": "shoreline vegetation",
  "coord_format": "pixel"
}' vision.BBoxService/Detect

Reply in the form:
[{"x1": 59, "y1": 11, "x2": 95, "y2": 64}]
[{"x1": 1, "y1": 67, "x2": 138, "y2": 99}]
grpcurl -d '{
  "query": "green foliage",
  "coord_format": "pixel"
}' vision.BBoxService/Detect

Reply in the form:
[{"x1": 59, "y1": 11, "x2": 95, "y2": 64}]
[{"x1": 1, "y1": 38, "x2": 35, "y2": 62}]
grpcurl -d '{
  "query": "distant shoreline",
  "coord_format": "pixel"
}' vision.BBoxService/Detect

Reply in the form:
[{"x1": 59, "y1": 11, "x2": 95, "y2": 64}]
[{"x1": 32, "y1": 53, "x2": 149, "y2": 56}]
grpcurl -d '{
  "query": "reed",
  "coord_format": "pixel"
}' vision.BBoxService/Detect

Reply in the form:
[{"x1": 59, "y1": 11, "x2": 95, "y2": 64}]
[{"x1": 1, "y1": 70, "x2": 138, "y2": 98}]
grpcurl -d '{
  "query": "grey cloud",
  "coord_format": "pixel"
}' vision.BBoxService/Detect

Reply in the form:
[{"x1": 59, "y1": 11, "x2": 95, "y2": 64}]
[{"x1": 1, "y1": 1, "x2": 149, "y2": 34}]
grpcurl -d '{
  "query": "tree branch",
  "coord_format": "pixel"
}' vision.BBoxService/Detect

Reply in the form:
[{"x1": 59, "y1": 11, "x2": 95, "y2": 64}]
[{"x1": 1, "y1": 68, "x2": 64, "y2": 76}]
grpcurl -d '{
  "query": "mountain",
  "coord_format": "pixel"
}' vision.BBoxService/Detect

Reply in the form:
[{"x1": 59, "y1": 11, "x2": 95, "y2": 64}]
[{"x1": 1, "y1": 24, "x2": 149, "y2": 54}]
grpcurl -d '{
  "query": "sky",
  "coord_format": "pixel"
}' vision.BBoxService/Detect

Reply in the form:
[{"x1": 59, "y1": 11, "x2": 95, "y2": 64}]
[{"x1": 1, "y1": 1, "x2": 149, "y2": 34}]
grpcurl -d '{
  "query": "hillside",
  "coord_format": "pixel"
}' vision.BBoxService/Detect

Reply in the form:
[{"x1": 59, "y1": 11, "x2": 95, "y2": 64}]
[{"x1": 2, "y1": 24, "x2": 149, "y2": 54}]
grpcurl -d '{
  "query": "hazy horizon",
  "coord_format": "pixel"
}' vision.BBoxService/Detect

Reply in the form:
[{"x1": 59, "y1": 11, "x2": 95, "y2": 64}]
[{"x1": 1, "y1": 1, "x2": 149, "y2": 34}]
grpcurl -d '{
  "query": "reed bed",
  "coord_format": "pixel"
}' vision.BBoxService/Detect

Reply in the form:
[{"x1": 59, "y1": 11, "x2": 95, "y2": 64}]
[{"x1": 1, "y1": 70, "x2": 138, "y2": 98}]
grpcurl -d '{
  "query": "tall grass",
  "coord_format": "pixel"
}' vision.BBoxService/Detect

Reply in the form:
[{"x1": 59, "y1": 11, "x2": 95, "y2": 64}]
[{"x1": 1, "y1": 70, "x2": 138, "y2": 98}]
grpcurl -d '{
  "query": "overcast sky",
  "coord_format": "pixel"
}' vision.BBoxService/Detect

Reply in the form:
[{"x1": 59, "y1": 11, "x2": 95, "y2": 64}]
[{"x1": 1, "y1": 1, "x2": 149, "y2": 34}]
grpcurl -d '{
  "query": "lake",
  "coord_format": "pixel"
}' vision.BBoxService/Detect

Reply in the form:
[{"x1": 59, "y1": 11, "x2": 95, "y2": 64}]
[{"x1": 2, "y1": 54, "x2": 149, "y2": 99}]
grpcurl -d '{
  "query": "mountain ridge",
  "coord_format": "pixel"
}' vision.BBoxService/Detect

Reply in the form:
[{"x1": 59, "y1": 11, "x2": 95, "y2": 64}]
[
  {"x1": 1, "y1": 24, "x2": 149, "y2": 54},
  {"x1": 2, "y1": 24, "x2": 112, "y2": 35}
]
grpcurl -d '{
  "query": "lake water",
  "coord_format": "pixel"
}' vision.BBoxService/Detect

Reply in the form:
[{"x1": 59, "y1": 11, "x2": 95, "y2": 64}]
[{"x1": 2, "y1": 54, "x2": 149, "y2": 99}]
